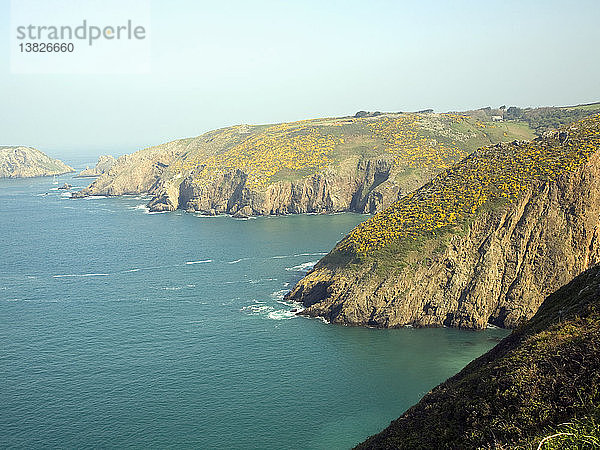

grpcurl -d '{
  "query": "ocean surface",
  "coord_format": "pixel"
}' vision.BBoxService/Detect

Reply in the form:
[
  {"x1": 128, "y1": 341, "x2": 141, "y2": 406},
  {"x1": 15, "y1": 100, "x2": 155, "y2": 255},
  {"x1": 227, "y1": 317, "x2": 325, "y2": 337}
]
[{"x1": 0, "y1": 163, "x2": 509, "y2": 449}]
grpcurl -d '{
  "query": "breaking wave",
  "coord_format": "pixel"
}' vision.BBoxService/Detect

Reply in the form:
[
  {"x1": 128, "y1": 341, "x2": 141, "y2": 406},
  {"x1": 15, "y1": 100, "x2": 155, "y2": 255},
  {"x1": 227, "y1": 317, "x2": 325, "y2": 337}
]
[{"x1": 285, "y1": 261, "x2": 318, "y2": 272}]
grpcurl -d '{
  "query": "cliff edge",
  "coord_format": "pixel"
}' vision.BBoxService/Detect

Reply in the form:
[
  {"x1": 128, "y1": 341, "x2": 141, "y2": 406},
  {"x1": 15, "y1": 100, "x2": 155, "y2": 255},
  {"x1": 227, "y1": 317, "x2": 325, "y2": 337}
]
[{"x1": 76, "y1": 155, "x2": 116, "y2": 177}]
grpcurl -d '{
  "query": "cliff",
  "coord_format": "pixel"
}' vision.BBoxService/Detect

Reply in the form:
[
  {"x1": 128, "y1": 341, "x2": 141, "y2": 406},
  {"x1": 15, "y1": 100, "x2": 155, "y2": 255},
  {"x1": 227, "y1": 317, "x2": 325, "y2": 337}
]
[
  {"x1": 356, "y1": 263, "x2": 600, "y2": 449},
  {"x1": 75, "y1": 155, "x2": 116, "y2": 177},
  {"x1": 0, "y1": 146, "x2": 73, "y2": 178},
  {"x1": 74, "y1": 111, "x2": 536, "y2": 214},
  {"x1": 286, "y1": 114, "x2": 600, "y2": 329}
]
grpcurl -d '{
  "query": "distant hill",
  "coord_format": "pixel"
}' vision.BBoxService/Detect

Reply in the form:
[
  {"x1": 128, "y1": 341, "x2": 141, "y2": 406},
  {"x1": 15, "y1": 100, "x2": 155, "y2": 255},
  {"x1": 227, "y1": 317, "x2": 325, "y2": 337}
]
[
  {"x1": 0, "y1": 146, "x2": 73, "y2": 178},
  {"x1": 73, "y1": 108, "x2": 539, "y2": 216},
  {"x1": 357, "y1": 263, "x2": 600, "y2": 449},
  {"x1": 286, "y1": 113, "x2": 600, "y2": 329}
]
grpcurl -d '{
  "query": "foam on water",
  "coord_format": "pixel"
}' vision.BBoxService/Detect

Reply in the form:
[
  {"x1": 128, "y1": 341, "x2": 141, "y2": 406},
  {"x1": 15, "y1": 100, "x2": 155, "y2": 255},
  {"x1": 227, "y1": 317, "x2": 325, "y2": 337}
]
[
  {"x1": 193, "y1": 213, "x2": 230, "y2": 219},
  {"x1": 272, "y1": 252, "x2": 326, "y2": 259},
  {"x1": 285, "y1": 261, "x2": 318, "y2": 272},
  {"x1": 267, "y1": 309, "x2": 299, "y2": 320},
  {"x1": 233, "y1": 216, "x2": 257, "y2": 221},
  {"x1": 53, "y1": 273, "x2": 110, "y2": 278},
  {"x1": 240, "y1": 289, "x2": 303, "y2": 320},
  {"x1": 185, "y1": 260, "x2": 213, "y2": 265},
  {"x1": 228, "y1": 258, "x2": 250, "y2": 264}
]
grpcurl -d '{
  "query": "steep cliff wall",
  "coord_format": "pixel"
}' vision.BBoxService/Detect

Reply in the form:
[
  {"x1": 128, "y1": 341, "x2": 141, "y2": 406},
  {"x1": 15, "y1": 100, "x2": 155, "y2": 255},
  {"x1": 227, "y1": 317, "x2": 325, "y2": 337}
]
[
  {"x1": 149, "y1": 156, "x2": 407, "y2": 216},
  {"x1": 0, "y1": 146, "x2": 73, "y2": 178},
  {"x1": 287, "y1": 115, "x2": 600, "y2": 329}
]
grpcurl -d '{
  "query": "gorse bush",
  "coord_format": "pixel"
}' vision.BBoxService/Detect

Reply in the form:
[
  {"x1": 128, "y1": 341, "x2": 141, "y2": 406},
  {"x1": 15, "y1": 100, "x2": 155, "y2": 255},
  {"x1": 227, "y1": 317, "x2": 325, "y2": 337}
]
[{"x1": 164, "y1": 112, "x2": 520, "y2": 192}]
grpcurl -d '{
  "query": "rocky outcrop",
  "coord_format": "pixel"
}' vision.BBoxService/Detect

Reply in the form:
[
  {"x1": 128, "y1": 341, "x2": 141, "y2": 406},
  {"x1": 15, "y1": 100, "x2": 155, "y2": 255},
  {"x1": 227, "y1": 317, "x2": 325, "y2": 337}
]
[
  {"x1": 75, "y1": 155, "x2": 116, "y2": 177},
  {"x1": 286, "y1": 116, "x2": 600, "y2": 329},
  {"x1": 357, "y1": 263, "x2": 600, "y2": 449},
  {"x1": 0, "y1": 146, "x2": 73, "y2": 178},
  {"x1": 72, "y1": 143, "x2": 182, "y2": 198}
]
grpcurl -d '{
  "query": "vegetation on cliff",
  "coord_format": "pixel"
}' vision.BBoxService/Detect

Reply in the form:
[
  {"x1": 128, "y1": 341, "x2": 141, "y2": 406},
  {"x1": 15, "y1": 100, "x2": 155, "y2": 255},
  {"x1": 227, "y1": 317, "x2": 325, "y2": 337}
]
[
  {"x1": 336, "y1": 113, "x2": 600, "y2": 260},
  {"x1": 287, "y1": 113, "x2": 600, "y2": 329},
  {"x1": 356, "y1": 263, "x2": 600, "y2": 449},
  {"x1": 152, "y1": 112, "x2": 532, "y2": 191},
  {"x1": 504, "y1": 101, "x2": 600, "y2": 134},
  {"x1": 0, "y1": 146, "x2": 73, "y2": 178}
]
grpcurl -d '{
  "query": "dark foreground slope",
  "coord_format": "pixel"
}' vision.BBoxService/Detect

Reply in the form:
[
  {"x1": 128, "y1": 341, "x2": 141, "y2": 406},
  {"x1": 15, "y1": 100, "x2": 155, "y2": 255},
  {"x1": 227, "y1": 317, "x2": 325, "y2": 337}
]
[
  {"x1": 287, "y1": 114, "x2": 600, "y2": 329},
  {"x1": 357, "y1": 264, "x2": 600, "y2": 449}
]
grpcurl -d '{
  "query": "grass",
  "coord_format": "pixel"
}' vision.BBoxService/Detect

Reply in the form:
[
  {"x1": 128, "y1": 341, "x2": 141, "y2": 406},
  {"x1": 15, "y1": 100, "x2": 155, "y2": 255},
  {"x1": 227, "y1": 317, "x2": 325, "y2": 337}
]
[
  {"x1": 520, "y1": 414, "x2": 600, "y2": 449},
  {"x1": 565, "y1": 101, "x2": 600, "y2": 111}
]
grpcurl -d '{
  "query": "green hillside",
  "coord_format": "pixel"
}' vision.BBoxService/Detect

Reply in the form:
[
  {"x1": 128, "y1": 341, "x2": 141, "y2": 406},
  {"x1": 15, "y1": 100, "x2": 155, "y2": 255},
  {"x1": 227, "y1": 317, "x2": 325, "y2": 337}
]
[{"x1": 162, "y1": 112, "x2": 534, "y2": 190}]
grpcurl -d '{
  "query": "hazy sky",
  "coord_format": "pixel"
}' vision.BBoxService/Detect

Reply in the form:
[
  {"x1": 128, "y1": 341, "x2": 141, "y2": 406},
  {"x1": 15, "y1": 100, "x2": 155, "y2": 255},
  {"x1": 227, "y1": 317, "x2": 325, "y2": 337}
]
[{"x1": 1, "y1": 0, "x2": 599, "y2": 156}]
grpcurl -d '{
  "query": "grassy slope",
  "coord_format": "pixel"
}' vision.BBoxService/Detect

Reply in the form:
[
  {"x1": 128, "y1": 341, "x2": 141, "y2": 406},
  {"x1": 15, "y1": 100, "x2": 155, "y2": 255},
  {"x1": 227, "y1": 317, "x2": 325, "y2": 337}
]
[
  {"x1": 158, "y1": 112, "x2": 535, "y2": 192},
  {"x1": 318, "y1": 113, "x2": 600, "y2": 272},
  {"x1": 356, "y1": 264, "x2": 600, "y2": 449}
]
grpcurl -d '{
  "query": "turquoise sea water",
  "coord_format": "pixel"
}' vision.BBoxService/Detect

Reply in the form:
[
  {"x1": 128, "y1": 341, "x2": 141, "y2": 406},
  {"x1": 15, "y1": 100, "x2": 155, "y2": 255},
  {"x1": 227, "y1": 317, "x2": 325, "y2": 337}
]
[{"x1": 0, "y1": 165, "x2": 509, "y2": 449}]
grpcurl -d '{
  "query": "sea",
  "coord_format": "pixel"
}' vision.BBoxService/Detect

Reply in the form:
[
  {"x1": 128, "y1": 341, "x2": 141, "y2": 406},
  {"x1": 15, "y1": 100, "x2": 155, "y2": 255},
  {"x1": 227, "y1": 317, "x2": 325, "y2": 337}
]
[{"x1": 0, "y1": 158, "x2": 509, "y2": 449}]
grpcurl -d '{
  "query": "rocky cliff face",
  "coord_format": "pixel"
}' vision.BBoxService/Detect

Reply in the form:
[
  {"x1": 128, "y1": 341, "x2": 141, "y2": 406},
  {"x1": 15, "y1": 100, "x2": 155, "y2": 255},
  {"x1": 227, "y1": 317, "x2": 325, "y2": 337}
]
[
  {"x1": 148, "y1": 155, "x2": 414, "y2": 216},
  {"x1": 74, "y1": 111, "x2": 537, "y2": 214},
  {"x1": 0, "y1": 146, "x2": 73, "y2": 178},
  {"x1": 357, "y1": 263, "x2": 600, "y2": 449},
  {"x1": 76, "y1": 155, "x2": 116, "y2": 177},
  {"x1": 287, "y1": 115, "x2": 600, "y2": 329}
]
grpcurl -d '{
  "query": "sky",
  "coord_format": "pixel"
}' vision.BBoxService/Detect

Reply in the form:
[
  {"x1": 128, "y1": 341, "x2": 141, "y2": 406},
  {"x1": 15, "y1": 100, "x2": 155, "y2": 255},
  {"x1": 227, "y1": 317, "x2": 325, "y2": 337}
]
[{"x1": 0, "y1": 0, "x2": 599, "y2": 157}]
